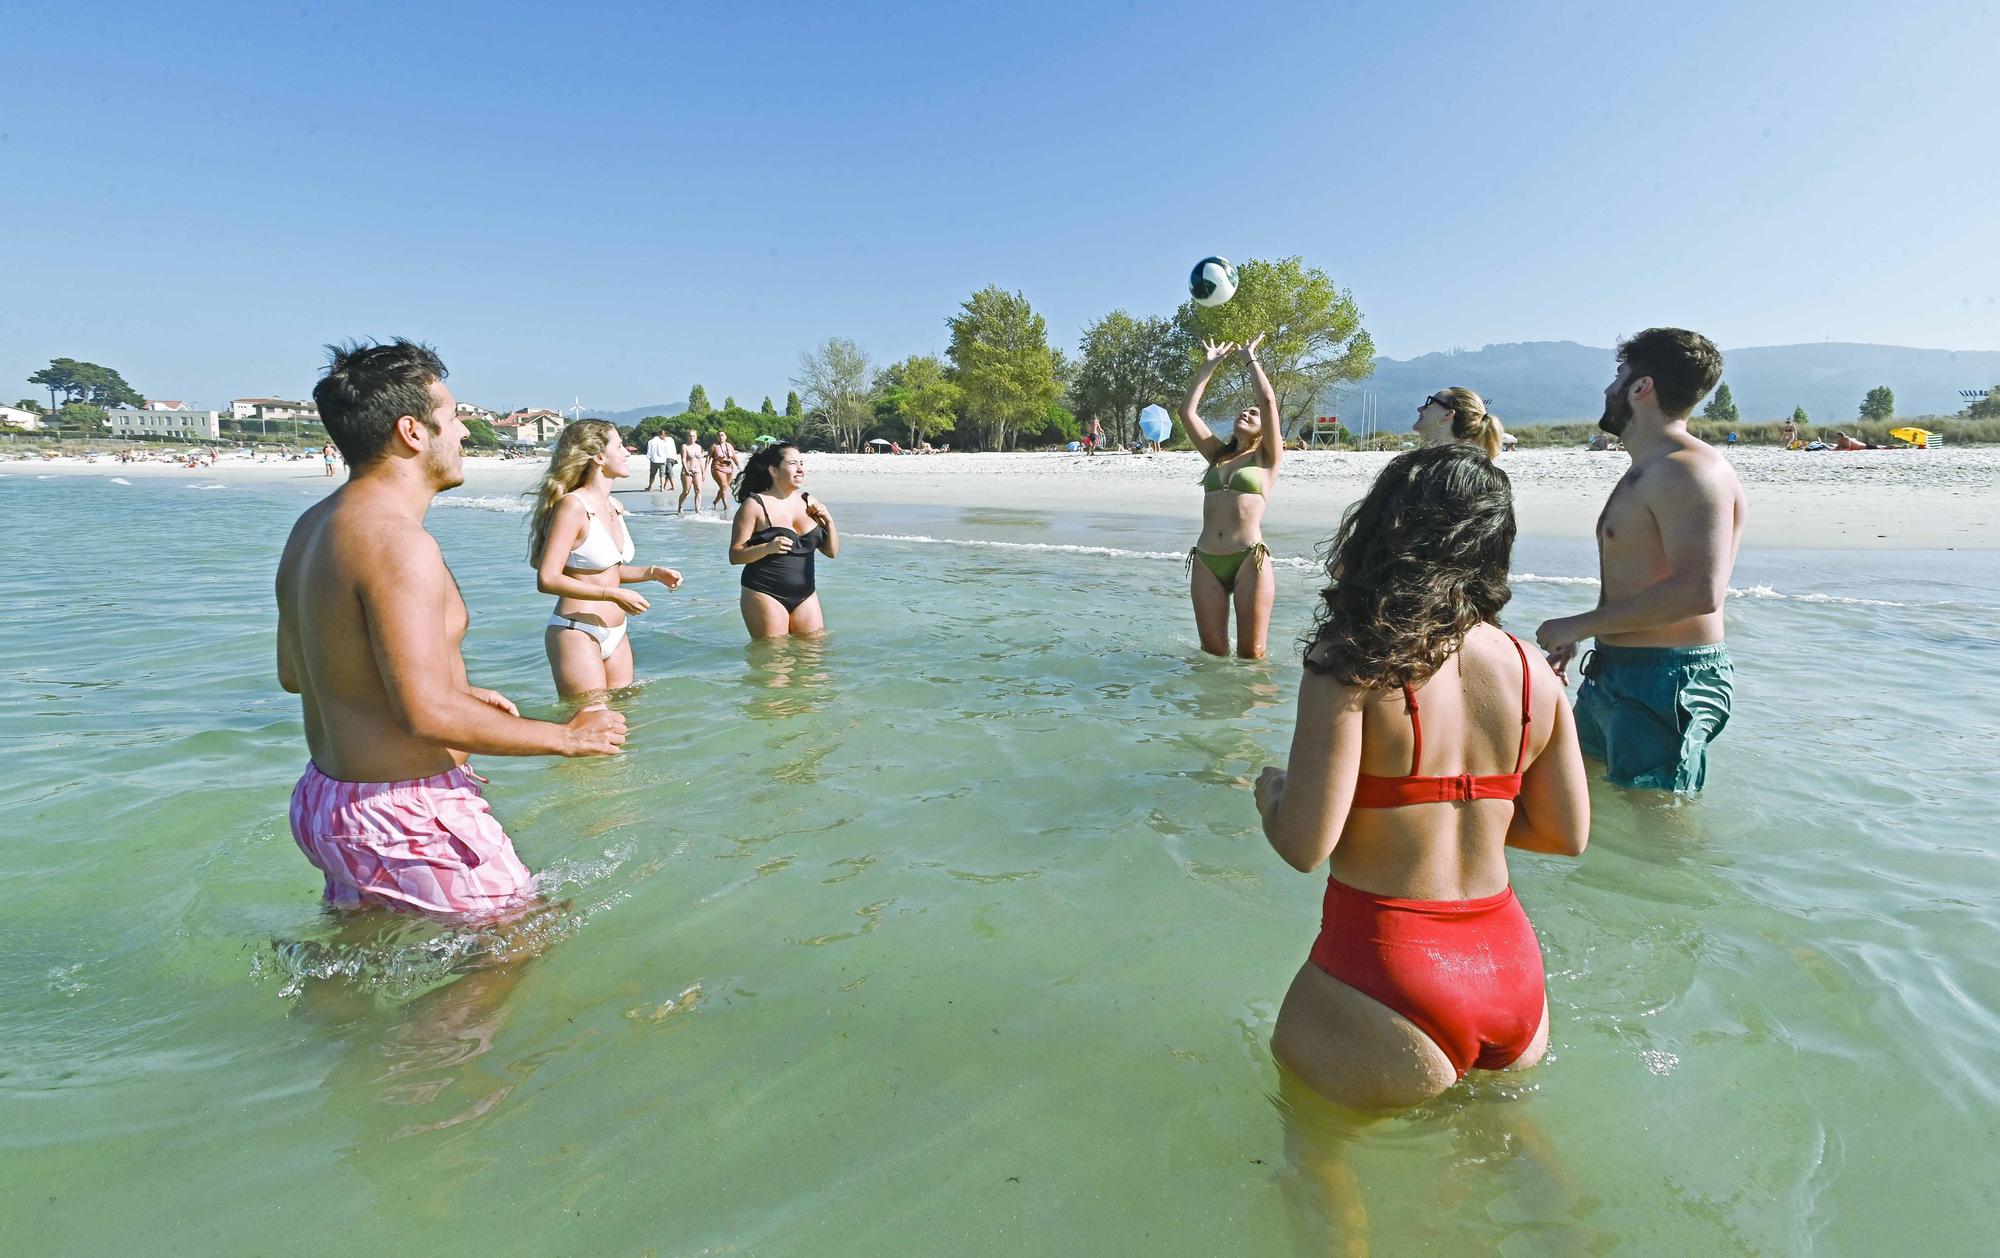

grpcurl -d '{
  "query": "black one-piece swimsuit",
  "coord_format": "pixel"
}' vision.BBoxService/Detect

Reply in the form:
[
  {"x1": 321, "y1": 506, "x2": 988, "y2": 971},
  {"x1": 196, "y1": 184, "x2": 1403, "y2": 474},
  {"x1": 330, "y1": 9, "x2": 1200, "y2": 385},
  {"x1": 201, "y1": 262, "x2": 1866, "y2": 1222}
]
[{"x1": 741, "y1": 493, "x2": 826, "y2": 612}]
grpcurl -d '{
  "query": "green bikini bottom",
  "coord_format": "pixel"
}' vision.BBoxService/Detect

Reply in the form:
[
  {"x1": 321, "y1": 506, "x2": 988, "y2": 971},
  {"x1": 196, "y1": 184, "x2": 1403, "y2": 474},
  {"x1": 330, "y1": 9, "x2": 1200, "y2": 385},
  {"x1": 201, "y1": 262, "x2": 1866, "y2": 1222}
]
[{"x1": 1188, "y1": 542, "x2": 1270, "y2": 593}]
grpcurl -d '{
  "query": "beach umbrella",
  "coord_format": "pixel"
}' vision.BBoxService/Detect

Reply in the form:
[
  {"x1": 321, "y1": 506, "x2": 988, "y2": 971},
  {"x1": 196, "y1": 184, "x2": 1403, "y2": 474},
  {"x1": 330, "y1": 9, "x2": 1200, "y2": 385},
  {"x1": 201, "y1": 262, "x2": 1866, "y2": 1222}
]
[
  {"x1": 867, "y1": 438, "x2": 893, "y2": 446},
  {"x1": 1138, "y1": 404, "x2": 1171, "y2": 442},
  {"x1": 1889, "y1": 426, "x2": 1934, "y2": 448},
  {"x1": 755, "y1": 434, "x2": 777, "y2": 444}
]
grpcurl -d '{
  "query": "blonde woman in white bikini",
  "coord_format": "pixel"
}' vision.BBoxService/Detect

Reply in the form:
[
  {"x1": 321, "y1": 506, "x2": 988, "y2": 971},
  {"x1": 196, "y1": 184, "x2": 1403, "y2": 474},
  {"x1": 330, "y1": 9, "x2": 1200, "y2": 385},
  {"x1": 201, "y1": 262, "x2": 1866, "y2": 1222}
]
[{"x1": 528, "y1": 421, "x2": 682, "y2": 699}]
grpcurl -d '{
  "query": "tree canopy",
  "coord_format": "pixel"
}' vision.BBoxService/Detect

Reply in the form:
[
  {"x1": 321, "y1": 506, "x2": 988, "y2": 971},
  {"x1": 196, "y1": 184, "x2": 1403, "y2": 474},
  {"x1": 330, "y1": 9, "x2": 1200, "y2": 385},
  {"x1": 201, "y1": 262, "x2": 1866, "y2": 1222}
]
[
  {"x1": 28, "y1": 358, "x2": 144, "y2": 411},
  {"x1": 686, "y1": 384, "x2": 712, "y2": 417},
  {"x1": 1070, "y1": 310, "x2": 1184, "y2": 446},
  {"x1": 760, "y1": 396, "x2": 777, "y2": 415},
  {"x1": 1966, "y1": 388, "x2": 2000, "y2": 421},
  {"x1": 1792, "y1": 406, "x2": 1809, "y2": 423},
  {"x1": 1172, "y1": 257, "x2": 1373, "y2": 435},
  {"x1": 54, "y1": 402, "x2": 110, "y2": 431},
  {"x1": 785, "y1": 390, "x2": 803, "y2": 418},
  {"x1": 946, "y1": 286, "x2": 1061, "y2": 451},
  {"x1": 1703, "y1": 381, "x2": 1740, "y2": 425},
  {"x1": 463, "y1": 416, "x2": 501, "y2": 449},
  {"x1": 793, "y1": 338, "x2": 874, "y2": 450},
  {"x1": 630, "y1": 415, "x2": 682, "y2": 443},
  {"x1": 1859, "y1": 385, "x2": 1895, "y2": 421},
  {"x1": 876, "y1": 354, "x2": 961, "y2": 446}
]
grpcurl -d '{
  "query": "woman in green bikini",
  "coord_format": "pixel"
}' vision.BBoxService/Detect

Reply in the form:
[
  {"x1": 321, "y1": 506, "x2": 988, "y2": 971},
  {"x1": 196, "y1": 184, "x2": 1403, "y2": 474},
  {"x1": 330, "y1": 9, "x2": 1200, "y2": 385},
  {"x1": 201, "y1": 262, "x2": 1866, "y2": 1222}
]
[{"x1": 1180, "y1": 333, "x2": 1281, "y2": 658}]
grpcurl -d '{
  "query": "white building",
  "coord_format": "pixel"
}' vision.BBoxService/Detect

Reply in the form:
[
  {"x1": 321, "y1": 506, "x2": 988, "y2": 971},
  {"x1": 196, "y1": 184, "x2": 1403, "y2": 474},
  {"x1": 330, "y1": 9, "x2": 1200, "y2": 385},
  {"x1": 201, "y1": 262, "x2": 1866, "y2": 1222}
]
[
  {"x1": 232, "y1": 397, "x2": 319, "y2": 423},
  {"x1": 145, "y1": 399, "x2": 193, "y2": 411},
  {"x1": 503, "y1": 409, "x2": 567, "y2": 444},
  {"x1": 107, "y1": 407, "x2": 222, "y2": 439},
  {"x1": 0, "y1": 404, "x2": 44, "y2": 430}
]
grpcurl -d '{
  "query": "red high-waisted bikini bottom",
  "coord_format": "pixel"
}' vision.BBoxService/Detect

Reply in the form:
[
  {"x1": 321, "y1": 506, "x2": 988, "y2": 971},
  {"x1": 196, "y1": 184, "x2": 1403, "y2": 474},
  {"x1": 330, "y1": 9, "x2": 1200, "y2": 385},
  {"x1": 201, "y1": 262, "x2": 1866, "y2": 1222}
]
[{"x1": 1308, "y1": 877, "x2": 1546, "y2": 1079}]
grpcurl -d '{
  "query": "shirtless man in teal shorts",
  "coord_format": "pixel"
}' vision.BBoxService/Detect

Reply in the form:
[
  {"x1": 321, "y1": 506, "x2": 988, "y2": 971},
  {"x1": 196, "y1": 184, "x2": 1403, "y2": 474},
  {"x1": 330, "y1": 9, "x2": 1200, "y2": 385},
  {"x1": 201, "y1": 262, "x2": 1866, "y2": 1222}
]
[{"x1": 1536, "y1": 328, "x2": 1746, "y2": 793}]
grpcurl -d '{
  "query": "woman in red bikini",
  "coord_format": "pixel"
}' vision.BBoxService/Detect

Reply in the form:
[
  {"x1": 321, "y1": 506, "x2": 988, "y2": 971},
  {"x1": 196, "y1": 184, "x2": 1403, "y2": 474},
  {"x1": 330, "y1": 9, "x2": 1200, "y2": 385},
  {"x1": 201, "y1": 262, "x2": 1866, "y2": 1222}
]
[{"x1": 1255, "y1": 444, "x2": 1590, "y2": 1111}]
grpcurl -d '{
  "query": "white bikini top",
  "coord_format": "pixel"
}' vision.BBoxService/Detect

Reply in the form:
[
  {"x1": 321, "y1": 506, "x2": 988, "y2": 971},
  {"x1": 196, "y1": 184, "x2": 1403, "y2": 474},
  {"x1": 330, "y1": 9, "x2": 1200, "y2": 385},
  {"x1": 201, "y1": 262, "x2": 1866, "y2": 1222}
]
[{"x1": 565, "y1": 496, "x2": 634, "y2": 572}]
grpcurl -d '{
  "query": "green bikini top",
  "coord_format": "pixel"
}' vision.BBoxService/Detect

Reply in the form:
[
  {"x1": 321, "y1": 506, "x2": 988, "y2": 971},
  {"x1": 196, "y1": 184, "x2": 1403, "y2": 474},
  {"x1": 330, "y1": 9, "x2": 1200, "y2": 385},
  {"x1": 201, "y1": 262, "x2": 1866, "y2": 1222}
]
[{"x1": 1201, "y1": 460, "x2": 1268, "y2": 496}]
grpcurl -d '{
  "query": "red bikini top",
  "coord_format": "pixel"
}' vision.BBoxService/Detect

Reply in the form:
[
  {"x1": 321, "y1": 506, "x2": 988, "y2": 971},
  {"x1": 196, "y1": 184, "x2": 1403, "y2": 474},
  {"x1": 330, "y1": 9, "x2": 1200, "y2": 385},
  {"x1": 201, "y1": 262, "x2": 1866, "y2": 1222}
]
[{"x1": 1350, "y1": 634, "x2": 1532, "y2": 808}]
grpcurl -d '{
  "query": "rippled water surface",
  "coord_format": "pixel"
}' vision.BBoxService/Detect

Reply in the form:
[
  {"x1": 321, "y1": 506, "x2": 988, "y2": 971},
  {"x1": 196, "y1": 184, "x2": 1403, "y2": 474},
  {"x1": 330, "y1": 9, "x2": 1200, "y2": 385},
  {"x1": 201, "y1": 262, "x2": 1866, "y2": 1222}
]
[{"x1": 3, "y1": 471, "x2": 1998, "y2": 1254}]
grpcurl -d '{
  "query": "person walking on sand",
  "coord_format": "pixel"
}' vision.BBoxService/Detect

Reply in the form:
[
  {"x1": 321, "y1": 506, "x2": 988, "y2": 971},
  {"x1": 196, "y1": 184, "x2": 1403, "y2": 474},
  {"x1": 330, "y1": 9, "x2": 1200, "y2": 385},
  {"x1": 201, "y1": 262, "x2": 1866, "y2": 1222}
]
[
  {"x1": 708, "y1": 431, "x2": 739, "y2": 510},
  {"x1": 1780, "y1": 417, "x2": 1799, "y2": 449},
  {"x1": 1087, "y1": 415, "x2": 1103, "y2": 455},
  {"x1": 276, "y1": 340, "x2": 626, "y2": 921},
  {"x1": 1257, "y1": 445, "x2": 1588, "y2": 1111},
  {"x1": 677, "y1": 429, "x2": 705, "y2": 516},
  {"x1": 321, "y1": 441, "x2": 338, "y2": 477},
  {"x1": 1536, "y1": 328, "x2": 1745, "y2": 794},
  {"x1": 531, "y1": 421, "x2": 684, "y2": 699},
  {"x1": 1412, "y1": 387, "x2": 1506, "y2": 459},
  {"x1": 644, "y1": 428, "x2": 677, "y2": 492},
  {"x1": 729, "y1": 441, "x2": 838, "y2": 640},
  {"x1": 1180, "y1": 334, "x2": 1281, "y2": 658}
]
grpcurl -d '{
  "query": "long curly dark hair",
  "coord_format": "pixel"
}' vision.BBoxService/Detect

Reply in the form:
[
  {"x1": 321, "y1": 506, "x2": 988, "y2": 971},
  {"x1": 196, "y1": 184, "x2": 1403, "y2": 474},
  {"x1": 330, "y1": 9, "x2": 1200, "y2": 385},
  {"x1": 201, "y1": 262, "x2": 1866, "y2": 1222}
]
[
  {"x1": 735, "y1": 441, "x2": 798, "y2": 502},
  {"x1": 1302, "y1": 444, "x2": 1516, "y2": 690}
]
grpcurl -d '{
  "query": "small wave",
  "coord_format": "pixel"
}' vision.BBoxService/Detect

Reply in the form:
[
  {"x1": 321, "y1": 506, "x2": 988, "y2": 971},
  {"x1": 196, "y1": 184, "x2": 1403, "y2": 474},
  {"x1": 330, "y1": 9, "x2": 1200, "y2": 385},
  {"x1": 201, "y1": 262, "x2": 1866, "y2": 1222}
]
[
  {"x1": 110, "y1": 477, "x2": 132, "y2": 485},
  {"x1": 850, "y1": 532, "x2": 1187, "y2": 562},
  {"x1": 443, "y1": 511, "x2": 1948, "y2": 610},
  {"x1": 1514, "y1": 572, "x2": 1602, "y2": 587},
  {"x1": 186, "y1": 483, "x2": 227, "y2": 491},
  {"x1": 1520, "y1": 571, "x2": 1912, "y2": 607},
  {"x1": 1727, "y1": 584, "x2": 1906, "y2": 607},
  {"x1": 436, "y1": 494, "x2": 529, "y2": 513}
]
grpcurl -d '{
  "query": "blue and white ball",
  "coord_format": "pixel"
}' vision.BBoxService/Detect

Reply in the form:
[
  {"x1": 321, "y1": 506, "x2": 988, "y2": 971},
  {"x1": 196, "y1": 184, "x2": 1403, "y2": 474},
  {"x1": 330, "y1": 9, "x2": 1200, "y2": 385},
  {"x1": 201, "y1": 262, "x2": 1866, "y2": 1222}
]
[{"x1": 1189, "y1": 256, "x2": 1238, "y2": 306}]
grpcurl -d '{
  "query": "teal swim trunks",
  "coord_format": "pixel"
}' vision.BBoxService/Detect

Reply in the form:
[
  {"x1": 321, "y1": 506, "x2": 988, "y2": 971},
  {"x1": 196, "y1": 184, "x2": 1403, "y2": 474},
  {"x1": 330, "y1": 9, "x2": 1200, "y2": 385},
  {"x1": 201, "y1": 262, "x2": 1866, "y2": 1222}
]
[{"x1": 1573, "y1": 642, "x2": 1733, "y2": 793}]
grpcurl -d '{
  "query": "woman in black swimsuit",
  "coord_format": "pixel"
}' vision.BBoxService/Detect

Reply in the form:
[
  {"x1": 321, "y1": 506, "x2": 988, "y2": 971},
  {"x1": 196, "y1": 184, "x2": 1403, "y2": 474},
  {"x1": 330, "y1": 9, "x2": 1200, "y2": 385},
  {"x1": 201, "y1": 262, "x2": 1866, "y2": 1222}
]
[{"x1": 728, "y1": 441, "x2": 839, "y2": 640}]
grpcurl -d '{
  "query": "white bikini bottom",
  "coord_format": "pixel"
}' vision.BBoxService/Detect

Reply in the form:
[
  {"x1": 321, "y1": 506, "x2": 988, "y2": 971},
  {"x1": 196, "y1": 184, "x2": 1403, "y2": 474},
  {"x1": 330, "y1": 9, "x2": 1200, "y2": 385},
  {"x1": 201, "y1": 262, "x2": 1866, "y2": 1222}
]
[{"x1": 547, "y1": 614, "x2": 628, "y2": 661}]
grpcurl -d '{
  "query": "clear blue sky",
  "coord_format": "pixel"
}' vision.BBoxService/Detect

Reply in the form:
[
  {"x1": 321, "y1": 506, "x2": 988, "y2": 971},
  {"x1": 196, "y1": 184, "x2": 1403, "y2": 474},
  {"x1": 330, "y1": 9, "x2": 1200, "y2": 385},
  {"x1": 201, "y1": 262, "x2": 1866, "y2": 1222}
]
[{"x1": 3, "y1": 0, "x2": 1994, "y2": 413}]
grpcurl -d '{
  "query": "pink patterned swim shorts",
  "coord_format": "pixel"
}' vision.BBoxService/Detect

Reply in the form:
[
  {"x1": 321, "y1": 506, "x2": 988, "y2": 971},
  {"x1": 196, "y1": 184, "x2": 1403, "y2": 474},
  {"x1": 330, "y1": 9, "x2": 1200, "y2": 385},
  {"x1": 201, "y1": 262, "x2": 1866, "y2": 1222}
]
[{"x1": 289, "y1": 762, "x2": 537, "y2": 920}]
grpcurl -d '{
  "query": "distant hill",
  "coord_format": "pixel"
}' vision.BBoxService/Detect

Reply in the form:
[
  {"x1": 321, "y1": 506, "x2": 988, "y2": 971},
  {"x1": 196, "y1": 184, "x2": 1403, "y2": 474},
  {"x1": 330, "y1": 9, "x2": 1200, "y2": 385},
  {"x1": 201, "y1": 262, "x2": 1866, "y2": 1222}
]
[
  {"x1": 591, "y1": 402, "x2": 688, "y2": 428},
  {"x1": 1344, "y1": 341, "x2": 2000, "y2": 426}
]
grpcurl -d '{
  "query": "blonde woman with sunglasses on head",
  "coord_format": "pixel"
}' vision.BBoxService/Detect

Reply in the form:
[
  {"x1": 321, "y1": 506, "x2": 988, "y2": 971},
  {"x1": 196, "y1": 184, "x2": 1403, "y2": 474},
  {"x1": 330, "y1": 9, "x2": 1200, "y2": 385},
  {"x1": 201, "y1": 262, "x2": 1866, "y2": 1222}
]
[
  {"x1": 528, "y1": 420, "x2": 683, "y2": 699},
  {"x1": 1413, "y1": 387, "x2": 1506, "y2": 458}
]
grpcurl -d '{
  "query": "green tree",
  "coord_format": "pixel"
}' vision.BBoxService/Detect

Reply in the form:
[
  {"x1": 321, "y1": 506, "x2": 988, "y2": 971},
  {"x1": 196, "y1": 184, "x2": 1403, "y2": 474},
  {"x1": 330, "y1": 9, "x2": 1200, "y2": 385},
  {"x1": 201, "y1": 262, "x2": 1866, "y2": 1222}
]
[
  {"x1": 1702, "y1": 381, "x2": 1739, "y2": 425},
  {"x1": 463, "y1": 416, "x2": 501, "y2": 449},
  {"x1": 1071, "y1": 310, "x2": 1184, "y2": 446},
  {"x1": 793, "y1": 338, "x2": 875, "y2": 449},
  {"x1": 28, "y1": 358, "x2": 145, "y2": 411},
  {"x1": 1966, "y1": 387, "x2": 2000, "y2": 420},
  {"x1": 687, "y1": 384, "x2": 712, "y2": 417},
  {"x1": 1792, "y1": 406, "x2": 1809, "y2": 424},
  {"x1": 875, "y1": 354, "x2": 961, "y2": 446},
  {"x1": 723, "y1": 395, "x2": 737, "y2": 411},
  {"x1": 1040, "y1": 402, "x2": 1080, "y2": 444},
  {"x1": 1859, "y1": 385, "x2": 1895, "y2": 421},
  {"x1": 704, "y1": 404, "x2": 780, "y2": 448},
  {"x1": 55, "y1": 401, "x2": 109, "y2": 431},
  {"x1": 945, "y1": 286, "x2": 1061, "y2": 451},
  {"x1": 13, "y1": 397, "x2": 45, "y2": 415},
  {"x1": 29, "y1": 358, "x2": 85, "y2": 410},
  {"x1": 630, "y1": 415, "x2": 681, "y2": 444},
  {"x1": 760, "y1": 396, "x2": 776, "y2": 416},
  {"x1": 1172, "y1": 257, "x2": 1373, "y2": 437},
  {"x1": 785, "y1": 390, "x2": 803, "y2": 418}
]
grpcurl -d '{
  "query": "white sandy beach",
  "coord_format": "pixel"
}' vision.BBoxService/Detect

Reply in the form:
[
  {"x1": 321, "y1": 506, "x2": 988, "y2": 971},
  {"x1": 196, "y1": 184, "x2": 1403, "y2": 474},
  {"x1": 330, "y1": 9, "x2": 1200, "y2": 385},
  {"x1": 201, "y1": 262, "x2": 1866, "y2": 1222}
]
[{"x1": 5, "y1": 446, "x2": 1995, "y2": 550}]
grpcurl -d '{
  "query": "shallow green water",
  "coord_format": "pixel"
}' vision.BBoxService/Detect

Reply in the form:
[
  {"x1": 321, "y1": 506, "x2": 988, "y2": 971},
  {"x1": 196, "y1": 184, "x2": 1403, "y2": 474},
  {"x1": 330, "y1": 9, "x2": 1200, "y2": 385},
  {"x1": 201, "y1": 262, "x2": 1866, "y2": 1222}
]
[{"x1": 2, "y1": 471, "x2": 1997, "y2": 1255}]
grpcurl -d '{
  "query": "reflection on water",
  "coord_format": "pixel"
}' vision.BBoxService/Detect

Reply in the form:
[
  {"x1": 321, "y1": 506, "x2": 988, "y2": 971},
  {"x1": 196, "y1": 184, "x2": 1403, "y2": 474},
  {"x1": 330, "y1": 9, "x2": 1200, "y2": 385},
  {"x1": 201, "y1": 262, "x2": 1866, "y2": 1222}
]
[{"x1": 742, "y1": 634, "x2": 834, "y2": 719}]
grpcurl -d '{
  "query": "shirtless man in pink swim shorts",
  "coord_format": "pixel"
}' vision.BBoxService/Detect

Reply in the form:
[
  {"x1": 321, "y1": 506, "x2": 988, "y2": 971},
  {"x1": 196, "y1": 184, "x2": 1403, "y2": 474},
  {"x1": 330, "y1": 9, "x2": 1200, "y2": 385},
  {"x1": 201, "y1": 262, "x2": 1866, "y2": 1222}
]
[{"x1": 276, "y1": 339, "x2": 627, "y2": 920}]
